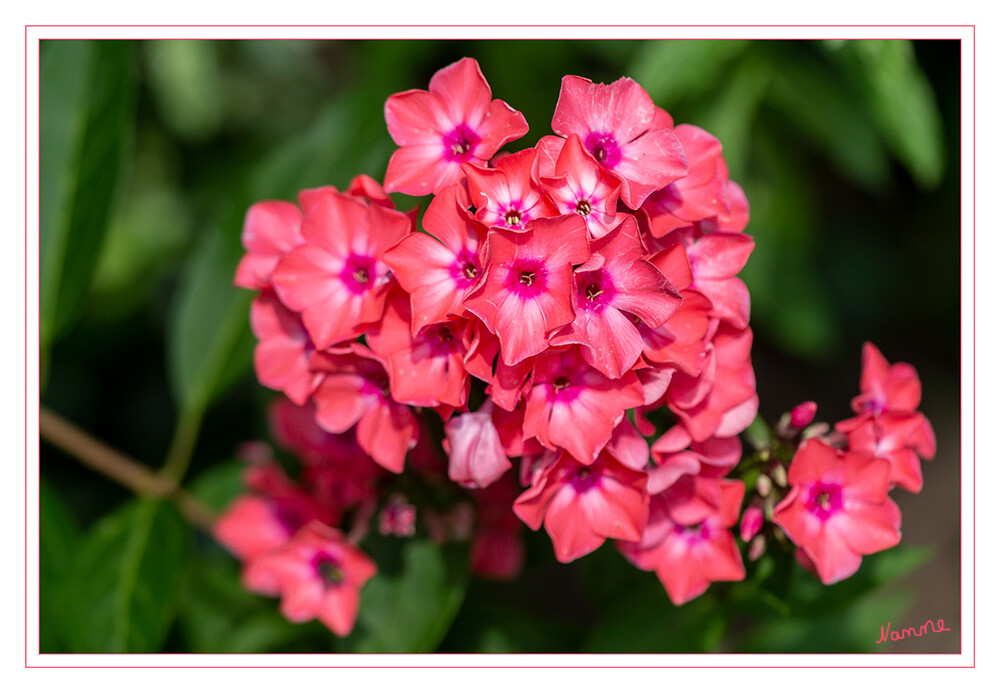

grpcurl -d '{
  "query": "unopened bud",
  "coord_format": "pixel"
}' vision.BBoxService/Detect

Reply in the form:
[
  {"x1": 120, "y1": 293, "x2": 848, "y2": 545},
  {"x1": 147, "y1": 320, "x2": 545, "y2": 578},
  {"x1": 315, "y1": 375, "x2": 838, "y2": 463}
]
[
  {"x1": 740, "y1": 505, "x2": 764, "y2": 542},
  {"x1": 749, "y1": 535, "x2": 767, "y2": 561},
  {"x1": 801, "y1": 422, "x2": 830, "y2": 440},
  {"x1": 771, "y1": 464, "x2": 788, "y2": 488},
  {"x1": 789, "y1": 401, "x2": 818, "y2": 428},
  {"x1": 755, "y1": 474, "x2": 773, "y2": 497}
]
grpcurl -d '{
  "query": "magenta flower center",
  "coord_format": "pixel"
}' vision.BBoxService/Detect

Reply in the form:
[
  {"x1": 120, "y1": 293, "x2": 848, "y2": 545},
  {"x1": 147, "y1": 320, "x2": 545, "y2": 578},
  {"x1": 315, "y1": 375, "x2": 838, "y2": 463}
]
[
  {"x1": 312, "y1": 552, "x2": 344, "y2": 586},
  {"x1": 571, "y1": 465, "x2": 600, "y2": 492},
  {"x1": 675, "y1": 521, "x2": 711, "y2": 542},
  {"x1": 449, "y1": 248, "x2": 480, "y2": 288},
  {"x1": 805, "y1": 482, "x2": 844, "y2": 520},
  {"x1": 442, "y1": 123, "x2": 481, "y2": 162},
  {"x1": 576, "y1": 269, "x2": 616, "y2": 312},
  {"x1": 584, "y1": 131, "x2": 623, "y2": 169},
  {"x1": 503, "y1": 208, "x2": 523, "y2": 228},
  {"x1": 342, "y1": 254, "x2": 376, "y2": 294},
  {"x1": 575, "y1": 198, "x2": 592, "y2": 216},
  {"x1": 504, "y1": 259, "x2": 547, "y2": 298}
]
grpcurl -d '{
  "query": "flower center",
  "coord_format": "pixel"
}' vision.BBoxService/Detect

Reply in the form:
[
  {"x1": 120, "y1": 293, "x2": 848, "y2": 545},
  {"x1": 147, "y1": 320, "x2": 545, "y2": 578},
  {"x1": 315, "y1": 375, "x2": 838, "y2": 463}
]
[
  {"x1": 585, "y1": 283, "x2": 603, "y2": 301},
  {"x1": 353, "y1": 267, "x2": 369, "y2": 284},
  {"x1": 519, "y1": 270, "x2": 535, "y2": 287},
  {"x1": 806, "y1": 482, "x2": 844, "y2": 520},
  {"x1": 554, "y1": 376, "x2": 571, "y2": 391},
  {"x1": 442, "y1": 123, "x2": 481, "y2": 162},
  {"x1": 462, "y1": 263, "x2": 478, "y2": 280},
  {"x1": 575, "y1": 199, "x2": 592, "y2": 216},
  {"x1": 504, "y1": 209, "x2": 522, "y2": 227},
  {"x1": 317, "y1": 559, "x2": 343, "y2": 586},
  {"x1": 342, "y1": 255, "x2": 376, "y2": 294},
  {"x1": 584, "y1": 131, "x2": 622, "y2": 169},
  {"x1": 571, "y1": 465, "x2": 599, "y2": 492}
]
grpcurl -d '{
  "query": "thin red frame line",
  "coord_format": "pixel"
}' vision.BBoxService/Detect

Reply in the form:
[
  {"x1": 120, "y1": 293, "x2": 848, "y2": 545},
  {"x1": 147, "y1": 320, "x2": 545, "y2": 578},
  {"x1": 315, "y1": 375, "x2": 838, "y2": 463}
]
[{"x1": 26, "y1": 28, "x2": 974, "y2": 667}]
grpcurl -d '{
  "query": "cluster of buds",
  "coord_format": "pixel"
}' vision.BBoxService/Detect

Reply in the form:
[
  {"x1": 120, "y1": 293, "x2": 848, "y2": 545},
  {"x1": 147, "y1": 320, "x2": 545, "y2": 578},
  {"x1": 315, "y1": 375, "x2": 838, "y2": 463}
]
[
  {"x1": 212, "y1": 57, "x2": 930, "y2": 638},
  {"x1": 739, "y1": 343, "x2": 936, "y2": 586}
]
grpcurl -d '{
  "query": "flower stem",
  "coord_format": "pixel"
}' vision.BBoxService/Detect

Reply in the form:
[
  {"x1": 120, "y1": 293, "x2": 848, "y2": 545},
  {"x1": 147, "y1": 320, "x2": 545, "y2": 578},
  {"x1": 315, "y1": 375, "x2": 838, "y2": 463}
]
[{"x1": 39, "y1": 406, "x2": 216, "y2": 531}]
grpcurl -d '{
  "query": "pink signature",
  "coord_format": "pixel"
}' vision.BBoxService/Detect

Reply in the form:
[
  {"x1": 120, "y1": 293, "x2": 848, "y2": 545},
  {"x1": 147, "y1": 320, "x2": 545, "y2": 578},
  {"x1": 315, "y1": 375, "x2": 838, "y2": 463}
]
[{"x1": 876, "y1": 618, "x2": 951, "y2": 644}]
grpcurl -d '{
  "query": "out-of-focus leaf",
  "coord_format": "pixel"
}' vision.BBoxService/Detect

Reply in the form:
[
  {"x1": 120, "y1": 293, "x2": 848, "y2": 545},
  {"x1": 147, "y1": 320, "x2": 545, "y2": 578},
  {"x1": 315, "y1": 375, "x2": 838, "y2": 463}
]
[
  {"x1": 629, "y1": 40, "x2": 750, "y2": 106},
  {"x1": 766, "y1": 44, "x2": 890, "y2": 190},
  {"x1": 63, "y1": 500, "x2": 188, "y2": 652},
  {"x1": 344, "y1": 539, "x2": 468, "y2": 653},
  {"x1": 689, "y1": 49, "x2": 771, "y2": 179},
  {"x1": 188, "y1": 458, "x2": 246, "y2": 513},
  {"x1": 39, "y1": 477, "x2": 80, "y2": 652},
  {"x1": 145, "y1": 41, "x2": 225, "y2": 142},
  {"x1": 583, "y1": 577, "x2": 728, "y2": 653},
  {"x1": 179, "y1": 553, "x2": 328, "y2": 653},
  {"x1": 439, "y1": 593, "x2": 583, "y2": 653},
  {"x1": 40, "y1": 40, "x2": 137, "y2": 351},
  {"x1": 167, "y1": 228, "x2": 254, "y2": 417},
  {"x1": 739, "y1": 587, "x2": 915, "y2": 653},
  {"x1": 831, "y1": 40, "x2": 945, "y2": 188}
]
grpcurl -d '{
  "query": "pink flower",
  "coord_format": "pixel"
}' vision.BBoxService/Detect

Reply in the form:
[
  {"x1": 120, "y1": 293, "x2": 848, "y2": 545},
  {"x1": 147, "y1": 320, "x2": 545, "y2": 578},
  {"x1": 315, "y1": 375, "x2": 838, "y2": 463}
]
[
  {"x1": 309, "y1": 345, "x2": 418, "y2": 473},
  {"x1": 851, "y1": 341, "x2": 923, "y2": 416},
  {"x1": 669, "y1": 226, "x2": 755, "y2": 330},
  {"x1": 444, "y1": 401, "x2": 512, "y2": 489},
  {"x1": 378, "y1": 495, "x2": 417, "y2": 537},
  {"x1": 366, "y1": 292, "x2": 470, "y2": 409},
  {"x1": 382, "y1": 183, "x2": 486, "y2": 334},
  {"x1": 639, "y1": 124, "x2": 732, "y2": 238},
  {"x1": 249, "y1": 291, "x2": 321, "y2": 406},
  {"x1": 537, "y1": 133, "x2": 625, "y2": 239},
  {"x1": 841, "y1": 412, "x2": 936, "y2": 493},
  {"x1": 649, "y1": 431, "x2": 742, "y2": 493},
  {"x1": 464, "y1": 148, "x2": 557, "y2": 231},
  {"x1": 270, "y1": 190, "x2": 411, "y2": 350},
  {"x1": 464, "y1": 214, "x2": 591, "y2": 366},
  {"x1": 619, "y1": 474, "x2": 745, "y2": 605},
  {"x1": 772, "y1": 439, "x2": 902, "y2": 585},
  {"x1": 244, "y1": 521, "x2": 377, "y2": 636},
  {"x1": 384, "y1": 57, "x2": 529, "y2": 196},
  {"x1": 550, "y1": 216, "x2": 682, "y2": 379},
  {"x1": 514, "y1": 449, "x2": 649, "y2": 563},
  {"x1": 550, "y1": 75, "x2": 688, "y2": 209},
  {"x1": 234, "y1": 199, "x2": 305, "y2": 290},
  {"x1": 523, "y1": 347, "x2": 645, "y2": 465}
]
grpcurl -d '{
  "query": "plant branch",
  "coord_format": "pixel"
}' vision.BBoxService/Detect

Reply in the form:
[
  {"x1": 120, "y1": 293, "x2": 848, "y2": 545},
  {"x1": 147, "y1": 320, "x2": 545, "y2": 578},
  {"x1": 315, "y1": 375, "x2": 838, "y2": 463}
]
[{"x1": 39, "y1": 406, "x2": 217, "y2": 531}]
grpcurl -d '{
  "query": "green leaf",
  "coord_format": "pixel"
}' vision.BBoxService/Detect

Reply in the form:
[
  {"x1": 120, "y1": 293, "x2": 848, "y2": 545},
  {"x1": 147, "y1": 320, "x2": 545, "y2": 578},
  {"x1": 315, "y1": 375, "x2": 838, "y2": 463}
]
[
  {"x1": 39, "y1": 478, "x2": 80, "y2": 652},
  {"x1": 344, "y1": 539, "x2": 468, "y2": 653},
  {"x1": 188, "y1": 458, "x2": 246, "y2": 513},
  {"x1": 167, "y1": 227, "x2": 254, "y2": 417},
  {"x1": 766, "y1": 44, "x2": 891, "y2": 190},
  {"x1": 40, "y1": 40, "x2": 137, "y2": 351},
  {"x1": 63, "y1": 499, "x2": 189, "y2": 652},
  {"x1": 179, "y1": 553, "x2": 329, "y2": 653},
  {"x1": 583, "y1": 576, "x2": 728, "y2": 653},
  {"x1": 629, "y1": 40, "x2": 750, "y2": 106},
  {"x1": 144, "y1": 41, "x2": 225, "y2": 142},
  {"x1": 832, "y1": 40, "x2": 945, "y2": 188}
]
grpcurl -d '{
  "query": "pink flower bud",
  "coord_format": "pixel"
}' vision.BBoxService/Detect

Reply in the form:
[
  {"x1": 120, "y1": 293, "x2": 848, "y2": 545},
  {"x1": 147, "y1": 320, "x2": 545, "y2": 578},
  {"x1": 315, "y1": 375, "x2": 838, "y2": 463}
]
[
  {"x1": 740, "y1": 505, "x2": 764, "y2": 542},
  {"x1": 790, "y1": 401, "x2": 818, "y2": 428}
]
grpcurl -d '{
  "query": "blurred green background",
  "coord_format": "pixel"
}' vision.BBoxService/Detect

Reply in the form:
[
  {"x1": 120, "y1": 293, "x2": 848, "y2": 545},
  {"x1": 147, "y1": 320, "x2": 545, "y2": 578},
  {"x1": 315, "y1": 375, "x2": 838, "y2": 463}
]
[{"x1": 39, "y1": 39, "x2": 961, "y2": 654}]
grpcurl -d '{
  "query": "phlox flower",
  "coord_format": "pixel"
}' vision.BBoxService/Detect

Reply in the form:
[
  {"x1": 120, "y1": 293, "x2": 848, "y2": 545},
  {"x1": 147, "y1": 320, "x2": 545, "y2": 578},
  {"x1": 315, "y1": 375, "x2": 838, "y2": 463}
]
[
  {"x1": 513, "y1": 449, "x2": 649, "y2": 563},
  {"x1": 464, "y1": 148, "x2": 557, "y2": 231},
  {"x1": 308, "y1": 345, "x2": 418, "y2": 473},
  {"x1": 384, "y1": 57, "x2": 529, "y2": 196},
  {"x1": 382, "y1": 183, "x2": 486, "y2": 334},
  {"x1": 249, "y1": 290, "x2": 321, "y2": 406},
  {"x1": 619, "y1": 474, "x2": 745, "y2": 605},
  {"x1": 840, "y1": 412, "x2": 936, "y2": 493},
  {"x1": 270, "y1": 189, "x2": 411, "y2": 350},
  {"x1": 464, "y1": 214, "x2": 591, "y2": 366},
  {"x1": 234, "y1": 198, "x2": 306, "y2": 290},
  {"x1": 444, "y1": 401, "x2": 512, "y2": 489},
  {"x1": 772, "y1": 439, "x2": 902, "y2": 585},
  {"x1": 850, "y1": 341, "x2": 923, "y2": 416},
  {"x1": 366, "y1": 292, "x2": 470, "y2": 409},
  {"x1": 523, "y1": 346, "x2": 645, "y2": 465},
  {"x1": 639, "y1": 124, "x2": 732, "y2": 238},
  {"x1": 537, "y1": 133, "x2": 625, "y2": 239},
  {"x1": 550, "y1": 75, "x2": 688, "y2": 209},
  {"x1": 550, "y1": 216, "x2": 682, "y2": 379},
  {"x1": 244, "y1": 521, "x2": 377, "y2": 636},
  {"x1": 648, "y1": 431, "x2": 743, "y2": 494}
]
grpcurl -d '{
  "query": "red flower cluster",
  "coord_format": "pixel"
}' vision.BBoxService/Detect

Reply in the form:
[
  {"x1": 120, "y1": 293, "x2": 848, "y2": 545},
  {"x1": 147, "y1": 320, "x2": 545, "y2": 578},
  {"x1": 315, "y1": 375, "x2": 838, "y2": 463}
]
[{"x1": 220, "y1": 56, "x2": 766, "y2": 632}]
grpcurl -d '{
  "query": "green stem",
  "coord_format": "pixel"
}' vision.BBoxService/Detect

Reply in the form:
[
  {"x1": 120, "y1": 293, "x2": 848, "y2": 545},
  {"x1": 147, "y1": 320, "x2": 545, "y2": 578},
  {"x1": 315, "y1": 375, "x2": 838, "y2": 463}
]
[{"x1": 160, "y1": 404, "x2": 204, "y2": 484}]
